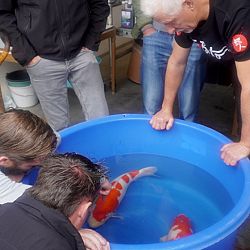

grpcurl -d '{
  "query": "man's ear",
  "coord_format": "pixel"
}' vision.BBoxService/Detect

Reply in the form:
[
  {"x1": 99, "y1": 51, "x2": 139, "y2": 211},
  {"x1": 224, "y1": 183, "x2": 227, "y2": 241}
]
[
  {"x1": 183, "y1": 0, "x2": 194, "y2": 10},
  {"x1": 0, "y1": 156, "x2": 12, "y2": 167},
  {"x1": 78, "y1": 200, "x2": 92, "y2": 221},
  {"x1": 69, "y1": 200, "x2": 92, "y2": 230}
]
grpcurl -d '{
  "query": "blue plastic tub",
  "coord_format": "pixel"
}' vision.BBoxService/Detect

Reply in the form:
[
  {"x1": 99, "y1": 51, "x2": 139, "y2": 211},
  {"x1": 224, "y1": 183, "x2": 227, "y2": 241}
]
[{"x1": 27, "y1": 114, "x2": 250, "y2": 249}]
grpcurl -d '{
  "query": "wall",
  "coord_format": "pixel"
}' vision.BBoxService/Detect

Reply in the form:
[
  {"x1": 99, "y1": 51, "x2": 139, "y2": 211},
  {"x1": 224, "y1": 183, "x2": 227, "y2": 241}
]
[{"x1": 97, "y1": 4, "x2": 133, "y2": 55}]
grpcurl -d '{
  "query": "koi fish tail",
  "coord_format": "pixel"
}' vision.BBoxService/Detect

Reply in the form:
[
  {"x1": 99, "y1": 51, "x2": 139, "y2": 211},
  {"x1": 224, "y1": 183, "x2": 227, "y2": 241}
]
[{"x1": 135, "y1": 166, "x2": 157, "y2": 180}]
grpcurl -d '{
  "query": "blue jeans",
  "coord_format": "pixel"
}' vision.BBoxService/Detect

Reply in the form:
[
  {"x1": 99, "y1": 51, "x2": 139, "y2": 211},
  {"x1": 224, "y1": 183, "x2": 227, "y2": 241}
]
[{"x1": 142, "y1": 31, "x2": 206, "y2": 121}]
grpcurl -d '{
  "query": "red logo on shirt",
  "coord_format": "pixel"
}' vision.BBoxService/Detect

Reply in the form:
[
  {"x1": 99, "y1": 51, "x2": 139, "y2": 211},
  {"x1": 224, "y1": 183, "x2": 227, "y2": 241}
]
[{"x1": 232, "y1": 34, "x2": 248, "y2": 53}]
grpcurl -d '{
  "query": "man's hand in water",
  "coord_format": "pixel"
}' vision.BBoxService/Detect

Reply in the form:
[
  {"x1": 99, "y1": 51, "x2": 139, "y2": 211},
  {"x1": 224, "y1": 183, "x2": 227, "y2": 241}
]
[{"x1": 99, "y1": 177, "x2": 112, "y2": 196}]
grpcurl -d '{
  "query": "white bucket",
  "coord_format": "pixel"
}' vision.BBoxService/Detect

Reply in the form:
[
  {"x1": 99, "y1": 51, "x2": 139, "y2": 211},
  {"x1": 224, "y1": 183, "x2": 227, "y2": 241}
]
[{"x1": 8, "y1": 84, "x2": 38, "y2": 108}]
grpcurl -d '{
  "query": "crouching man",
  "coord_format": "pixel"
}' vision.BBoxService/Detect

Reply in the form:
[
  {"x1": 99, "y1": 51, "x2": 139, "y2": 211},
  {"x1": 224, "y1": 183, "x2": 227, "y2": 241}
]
[{"x1": 0, "y1": 153, "x2": 110, "y2": 250}]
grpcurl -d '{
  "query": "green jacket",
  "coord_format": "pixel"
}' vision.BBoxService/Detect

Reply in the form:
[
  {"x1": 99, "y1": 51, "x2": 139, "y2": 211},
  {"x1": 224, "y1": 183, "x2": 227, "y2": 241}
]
[{"x1": 131, "y1": 0, "x2": 152, "y2": 39}]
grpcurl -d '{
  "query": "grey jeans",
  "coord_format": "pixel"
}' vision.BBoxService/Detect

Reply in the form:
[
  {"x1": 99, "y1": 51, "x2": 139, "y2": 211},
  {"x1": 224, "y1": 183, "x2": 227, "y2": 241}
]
[{"x1": 26, "y1": 50, "x2": 109, "y2": 131}]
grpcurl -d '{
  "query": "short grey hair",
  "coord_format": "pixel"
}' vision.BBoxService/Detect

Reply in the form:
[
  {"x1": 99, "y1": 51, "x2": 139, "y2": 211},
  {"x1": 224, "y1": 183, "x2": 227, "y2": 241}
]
[{"x1": 140, "y1": 0, "x2": 183, "y2": 17}]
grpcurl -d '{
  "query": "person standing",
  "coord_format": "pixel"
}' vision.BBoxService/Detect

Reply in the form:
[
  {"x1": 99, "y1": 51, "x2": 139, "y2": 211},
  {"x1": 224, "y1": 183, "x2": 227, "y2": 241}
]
[
  {"x1": 140, "y1": 0, "x2": 250, "y2": 166},
  {"x1": 0, "y1": 0, "x2": 110, "y2": 131},
  {"x1": 132, "y1": 0, "x2": 206, "y2": 121}
]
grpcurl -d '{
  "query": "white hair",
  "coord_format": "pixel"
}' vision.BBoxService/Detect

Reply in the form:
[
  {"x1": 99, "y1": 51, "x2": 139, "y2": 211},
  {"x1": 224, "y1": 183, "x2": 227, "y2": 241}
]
[{"x1": 140, "y1": 0, "x2": 183, "y2": 17}]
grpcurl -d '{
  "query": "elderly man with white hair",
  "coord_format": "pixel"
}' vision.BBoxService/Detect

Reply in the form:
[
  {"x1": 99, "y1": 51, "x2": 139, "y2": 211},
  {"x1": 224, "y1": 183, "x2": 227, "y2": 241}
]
[{"x1": 141, "y1": 0, "x2": 250, "y2": 167}]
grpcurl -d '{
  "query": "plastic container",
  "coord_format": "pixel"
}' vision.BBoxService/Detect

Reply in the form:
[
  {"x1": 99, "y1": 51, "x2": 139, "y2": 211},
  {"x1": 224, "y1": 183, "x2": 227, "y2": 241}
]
[
  {"x1": 56, "y1": 114, "x2": 250, "y2": 250},
  {"x1": 23, "y1": 114, "x2": 250, "y2": 249},
  {"x1": 6, "y1": 70, "x2": 38, "y2": 108}
]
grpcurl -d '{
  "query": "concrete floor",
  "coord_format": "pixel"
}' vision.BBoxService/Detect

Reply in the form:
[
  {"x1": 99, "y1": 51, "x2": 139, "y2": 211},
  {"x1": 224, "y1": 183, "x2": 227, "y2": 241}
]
[{"x1": 25, "y1": 53, "x2": 249, "y2": 249}]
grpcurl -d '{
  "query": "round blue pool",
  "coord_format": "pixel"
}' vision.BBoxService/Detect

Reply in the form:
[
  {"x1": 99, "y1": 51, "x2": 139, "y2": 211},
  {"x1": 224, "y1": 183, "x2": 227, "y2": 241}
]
[{"x1": 32, "y1": 114, "x2": 250, "y2": 249}]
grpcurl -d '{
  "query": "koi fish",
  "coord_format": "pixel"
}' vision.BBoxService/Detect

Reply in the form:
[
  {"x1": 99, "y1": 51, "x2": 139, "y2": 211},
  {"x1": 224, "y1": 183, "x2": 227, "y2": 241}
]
[
  {"x1": 88, "y1": 166, "x2": 157, "y2": 228},
  {"x1": 160, "y1": 214, "x2": 193, "y2": 241}
]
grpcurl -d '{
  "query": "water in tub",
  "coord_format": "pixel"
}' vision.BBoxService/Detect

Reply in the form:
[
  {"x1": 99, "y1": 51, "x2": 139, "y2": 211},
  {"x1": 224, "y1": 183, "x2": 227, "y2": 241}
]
[{"x1": 84, "y1": 153, "x2": 234, "y2": 244}]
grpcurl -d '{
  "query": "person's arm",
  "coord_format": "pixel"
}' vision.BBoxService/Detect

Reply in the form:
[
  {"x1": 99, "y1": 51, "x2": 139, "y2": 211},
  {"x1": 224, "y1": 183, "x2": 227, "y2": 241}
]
[
  {"x1": 131, "y1": 0, "x2": 153, "y2": 39},
  {"x1": 220, "y1": 59, "x2": 250, "y2": 166},
  {"x1": 0, "y1": 1, "x2": 37, "y2": 65},
  {"x1": 0, "y1": 171, "x2": 30, "y2": 204},
  {"x1": 141, "y1": 24, "x2": 156, "y2": 37},
  {"x1": 83, "y1": 0, "x2": 110, "y2": 51},
  {"x1": 150, "y1": 40, "x2": 191, "y2": 130},
  {"x1": 79, "y1": 228, "x2": 110, "y2": 250}
]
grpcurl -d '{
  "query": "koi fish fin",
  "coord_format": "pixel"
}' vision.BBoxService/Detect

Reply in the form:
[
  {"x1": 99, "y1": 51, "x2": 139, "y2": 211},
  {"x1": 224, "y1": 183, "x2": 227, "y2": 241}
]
[
  {"x1": 110, "y1": 213, "x2": 124, "y2": 220},
  {"x1": 137, "y1": 166, "x2": 157, "y2": 178},
  {"x1": 160, "y1": 235, "x2": 168, "y2": 242},
  {"x1": 151, "y1": 173, "x2": 161, "y2": 178}
]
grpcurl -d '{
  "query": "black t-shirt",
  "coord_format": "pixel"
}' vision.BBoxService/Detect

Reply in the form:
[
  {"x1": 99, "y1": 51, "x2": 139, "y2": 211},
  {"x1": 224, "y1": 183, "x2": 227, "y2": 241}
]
[{"x1": 175, "y1": 0, "x2": 250, "y2": 61}]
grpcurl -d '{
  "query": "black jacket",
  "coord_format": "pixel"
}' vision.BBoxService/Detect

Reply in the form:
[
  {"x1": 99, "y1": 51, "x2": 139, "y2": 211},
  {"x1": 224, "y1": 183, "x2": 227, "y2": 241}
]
[
  {"x1": 0, "y1": 0, "x2": 110, "y2": 65},
  {"x1": 0, "y1": 192, "x2": 86, "y2": 250}
]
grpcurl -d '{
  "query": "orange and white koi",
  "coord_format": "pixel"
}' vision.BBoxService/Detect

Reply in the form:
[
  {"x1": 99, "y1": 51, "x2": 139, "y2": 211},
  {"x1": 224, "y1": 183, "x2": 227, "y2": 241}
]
[
  {"x1": 160, "y1": 214, "x2": 193, "y2": 241},
  {"x1": 88, "y1": 166, "x2": 157, "y2": 228}
]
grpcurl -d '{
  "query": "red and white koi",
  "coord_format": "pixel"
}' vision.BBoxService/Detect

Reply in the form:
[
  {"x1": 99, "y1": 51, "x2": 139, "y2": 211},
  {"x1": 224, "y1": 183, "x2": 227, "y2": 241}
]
[
  {"x1": 160, "y1": 214, "x2": 193, "y2": 241},
  {"x1": 88, "y1": 166, "x2": 157, "y2": 228}
]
